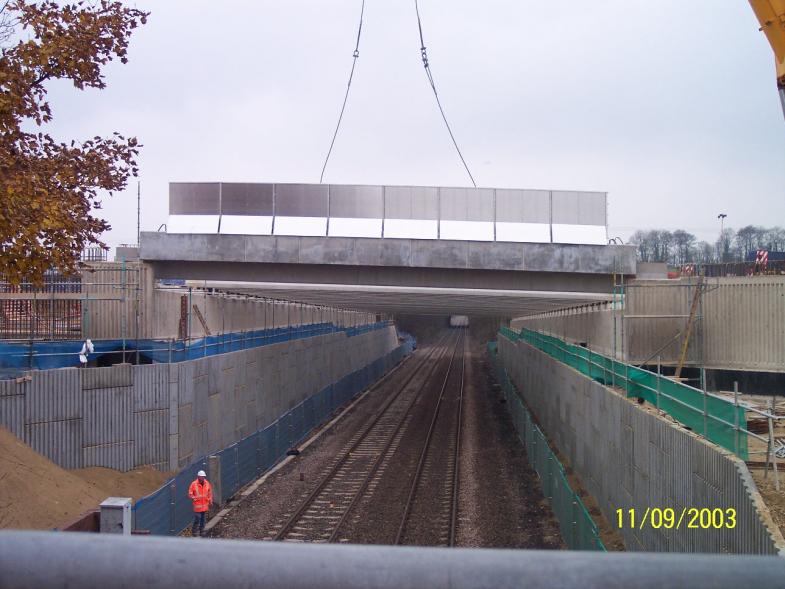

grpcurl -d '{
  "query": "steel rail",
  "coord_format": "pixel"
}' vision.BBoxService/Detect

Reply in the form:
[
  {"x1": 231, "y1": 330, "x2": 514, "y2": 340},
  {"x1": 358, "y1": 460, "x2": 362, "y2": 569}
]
[
  {"x1": 448, "y1": 329, "x2": 467, "y2": 547},
  {"x1": 273, "y1": 331, "x2": 455, "y2": 541},
  {"x1": 327, "y1": 330, "x2": 466, "y2": 542},
  {"x1": 395, "y1": 328, "x2": 464, "y2": 545}
]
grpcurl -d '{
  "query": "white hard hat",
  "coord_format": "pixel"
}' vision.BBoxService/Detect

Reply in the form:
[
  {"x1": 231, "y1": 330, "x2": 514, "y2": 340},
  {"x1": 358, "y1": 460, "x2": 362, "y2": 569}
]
[{"x1": 197, "y1": 470, "x2": 206, "y2": 477}]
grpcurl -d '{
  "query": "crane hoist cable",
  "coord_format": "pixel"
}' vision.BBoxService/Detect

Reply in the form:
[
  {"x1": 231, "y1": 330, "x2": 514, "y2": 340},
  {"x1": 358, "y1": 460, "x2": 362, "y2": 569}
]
[
  {"x1": 319, "y1": 1, "x2": 477, "y2": 187},
  {"x1": 319, "y1": 0, "x2": 365, "y2": 184},
  {"x1": 414, "y1": 0, "x2": 477, "y2": 188}
]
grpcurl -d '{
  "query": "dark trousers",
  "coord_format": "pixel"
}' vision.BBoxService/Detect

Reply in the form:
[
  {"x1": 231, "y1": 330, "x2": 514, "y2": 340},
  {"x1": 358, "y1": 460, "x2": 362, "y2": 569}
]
[{"x1": 192, "y1": 511, "x2": 206, "y2": 535}]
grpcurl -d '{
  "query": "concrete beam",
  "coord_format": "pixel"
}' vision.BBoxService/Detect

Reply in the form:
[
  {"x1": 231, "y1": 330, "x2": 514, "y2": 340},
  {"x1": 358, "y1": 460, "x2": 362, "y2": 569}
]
[
  {"x1": 140, "y1": 233, "x2": 636, "y2": 276},
  {"x1": 182, "y1": 281, "x2": 613, "y2": 318}
]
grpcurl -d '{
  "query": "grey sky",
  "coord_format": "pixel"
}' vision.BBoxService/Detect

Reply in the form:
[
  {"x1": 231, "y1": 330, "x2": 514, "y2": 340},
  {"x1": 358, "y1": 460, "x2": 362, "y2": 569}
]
[{"x1": 42, "y1": 0, "x2": 785, "y2": 250}]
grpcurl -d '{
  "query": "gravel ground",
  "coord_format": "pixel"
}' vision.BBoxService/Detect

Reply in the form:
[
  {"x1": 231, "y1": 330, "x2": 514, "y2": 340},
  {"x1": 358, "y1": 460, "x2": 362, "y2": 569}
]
[
  {"x1": 456, "y1": 333, "x2": 564, "y2": 549},
  {"x1": 209, "y1": 347, "x2": 429, "y2": 540},
  {"x1": 212, "y1": 329, "x2": 568, "y2": 549}
]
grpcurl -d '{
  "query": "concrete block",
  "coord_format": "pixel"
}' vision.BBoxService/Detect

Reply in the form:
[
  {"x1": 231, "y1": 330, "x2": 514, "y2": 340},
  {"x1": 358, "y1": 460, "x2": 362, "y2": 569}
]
[{"x1": 81, "y1": 365, "x2": 133, "y2": 390}]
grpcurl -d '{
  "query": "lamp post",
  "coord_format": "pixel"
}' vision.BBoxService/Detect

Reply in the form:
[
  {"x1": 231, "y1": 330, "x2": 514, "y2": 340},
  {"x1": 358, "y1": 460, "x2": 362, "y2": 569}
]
[{"x1": 717, "y1": 213, "x2": 727, "y2": 262}]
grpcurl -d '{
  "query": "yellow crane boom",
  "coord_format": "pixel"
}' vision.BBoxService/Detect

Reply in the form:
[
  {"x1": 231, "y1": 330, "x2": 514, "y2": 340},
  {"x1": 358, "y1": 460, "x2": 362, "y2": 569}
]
[{"x1": 749, "y1": 0, "x2": 785, "y2": 118}]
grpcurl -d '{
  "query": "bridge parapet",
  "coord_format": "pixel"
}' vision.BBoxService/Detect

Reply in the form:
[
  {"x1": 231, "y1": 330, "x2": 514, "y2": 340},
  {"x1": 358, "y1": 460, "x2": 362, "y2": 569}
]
[{"x1": 167, "y1": 182, "x2": 609, "y2": 245}]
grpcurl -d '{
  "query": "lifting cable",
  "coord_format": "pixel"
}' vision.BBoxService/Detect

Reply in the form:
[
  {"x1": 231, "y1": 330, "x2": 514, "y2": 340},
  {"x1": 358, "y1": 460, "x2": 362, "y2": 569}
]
[
  {"x1": 319, "y1": 0, "x2": 477, "y2": 188},
  {"x1": 319, "y1": 0, "x2": 365, "y2": 184},
  {"x1": 414, "y1": 0, "x2": 477, "y2": 188}
]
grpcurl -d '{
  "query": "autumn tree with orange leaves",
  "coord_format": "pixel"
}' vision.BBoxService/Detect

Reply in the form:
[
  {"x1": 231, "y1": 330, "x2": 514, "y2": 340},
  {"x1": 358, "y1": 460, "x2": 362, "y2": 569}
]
[{"x1": 0, "y1": 1, "x2": 148, "y2": 285}]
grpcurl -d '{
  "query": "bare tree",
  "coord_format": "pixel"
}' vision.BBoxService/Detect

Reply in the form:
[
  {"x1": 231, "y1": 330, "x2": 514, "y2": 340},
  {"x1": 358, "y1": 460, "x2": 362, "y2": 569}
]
[
  {"x1": 672, "y1": 230, "x2": 696, "y2": 265},
  {"x1": 0, "y1": 1, "x2": 17, "y2": 47}
]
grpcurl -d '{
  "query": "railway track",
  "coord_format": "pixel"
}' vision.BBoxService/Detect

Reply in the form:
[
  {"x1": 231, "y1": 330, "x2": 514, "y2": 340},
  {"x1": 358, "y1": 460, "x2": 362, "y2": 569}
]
[
  {"x1": 270, "y1": 331, "x2": 460, "y2": 543},
  {"x1": 395, "y1": 328, "x2": 466, "y2": 547}
]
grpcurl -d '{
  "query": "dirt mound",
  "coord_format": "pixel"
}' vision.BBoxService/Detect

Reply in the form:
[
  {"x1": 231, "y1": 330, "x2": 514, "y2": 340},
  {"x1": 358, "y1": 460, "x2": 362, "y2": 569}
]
[
  {"x1": 0, "y1": 427, "x2": 106, "y2": 530},
  {"x1": 0, "y1": 427, "x2": 172, "y2": 530},
  {"x1": 71, "y1": 467, "x2": 170, "y2": 501}
]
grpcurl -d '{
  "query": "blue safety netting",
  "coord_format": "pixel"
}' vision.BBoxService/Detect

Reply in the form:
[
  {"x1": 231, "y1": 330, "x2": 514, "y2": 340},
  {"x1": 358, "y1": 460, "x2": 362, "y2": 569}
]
[
  {"x1": 0, "y1": 321, "x2": 392, "y2": 373},
  {"x1": 488, "y1": 341, "x2": 605, "y2": 551},
  {"x1": 133, "y1": 334, "x2": 416, "y2": 535}
]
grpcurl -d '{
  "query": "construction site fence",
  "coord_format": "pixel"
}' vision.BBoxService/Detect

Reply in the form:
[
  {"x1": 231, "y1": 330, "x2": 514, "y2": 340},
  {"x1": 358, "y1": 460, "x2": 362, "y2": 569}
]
[
  {"x1": 499, "y1": 327, "x2": 749, "y2": 460},
  {"x1": 0, "y1": 321, "x2": 393, "y2": 374},
  {"x1": 133, "y1": 335, "x2": 416, "y2": 535},
  {"x1": 487, "y1": 341, "x2": 605, "y2": 551},
  {"x1": 688, "y1": 260, "x2": 785, "y2": 278}
]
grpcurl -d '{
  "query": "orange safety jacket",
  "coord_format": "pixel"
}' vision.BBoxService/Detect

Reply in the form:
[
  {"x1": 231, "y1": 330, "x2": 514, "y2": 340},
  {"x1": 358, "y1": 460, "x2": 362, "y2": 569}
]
[{"x1": 188, "y1": 479, "x2": 213, "y2": 513}]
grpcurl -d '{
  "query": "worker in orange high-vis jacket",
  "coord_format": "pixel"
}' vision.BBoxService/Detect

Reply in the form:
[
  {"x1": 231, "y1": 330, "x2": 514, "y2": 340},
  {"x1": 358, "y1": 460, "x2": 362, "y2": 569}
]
[{"x1": 189, "y1": 470, "x2": 213, "y2": 537}]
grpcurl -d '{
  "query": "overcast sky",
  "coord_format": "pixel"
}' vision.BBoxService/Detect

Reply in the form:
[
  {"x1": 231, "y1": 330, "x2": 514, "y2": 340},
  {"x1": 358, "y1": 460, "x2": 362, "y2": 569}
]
[{"x1": 42, "y1": 0, "x2": 785, "y2": 250}]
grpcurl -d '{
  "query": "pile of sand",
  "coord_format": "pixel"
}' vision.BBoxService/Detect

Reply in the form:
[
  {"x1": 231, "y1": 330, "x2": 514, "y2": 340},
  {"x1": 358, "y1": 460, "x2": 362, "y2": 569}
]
[
  {"x1": 71, "y1": 466, "x2": 170, "y2": 501},
  {"x1": 0, "y1": 427, "x2": 169, "y2": 530}
]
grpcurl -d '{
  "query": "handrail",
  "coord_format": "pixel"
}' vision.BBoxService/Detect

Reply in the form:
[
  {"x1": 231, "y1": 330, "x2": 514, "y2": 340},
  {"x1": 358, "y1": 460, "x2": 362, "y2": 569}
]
[{"x1": 1, "y1": 531, "x2": 784, "y2": 588}]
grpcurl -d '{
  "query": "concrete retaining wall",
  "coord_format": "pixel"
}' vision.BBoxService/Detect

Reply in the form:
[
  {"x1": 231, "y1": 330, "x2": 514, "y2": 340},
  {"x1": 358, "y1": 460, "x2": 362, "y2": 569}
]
[
  {"x1": 497, "y1": 335, "x2": 785, "y2": 555},
  {"x1": 511, "y1": 277, "x2": 785, "y2": 372},
  {"x1": 0, "y1": 326, "x2": 399, "y2": 472},
  {"x1": 150, "y1": 288, "x2": 374, "y2": 340}
]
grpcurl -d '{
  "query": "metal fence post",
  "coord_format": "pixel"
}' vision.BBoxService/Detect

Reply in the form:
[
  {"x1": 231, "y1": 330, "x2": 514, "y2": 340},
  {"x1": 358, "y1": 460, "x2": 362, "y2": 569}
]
[
  {"x1": 733, "y1": 381, "x2": 739, "y2": 456},
  {"x1": 702, "y1": 367, "x2": 708, "y2": 438},
  {"x1": 572, "y1": 499, "x2": 578, "y2": 550},
  {"x1": 235, "y1": 445, "x2": 240, "y2": 495},
  {"x1": 656, "y1": 356, "x2": 661, "y2": 414},
  {"x1": 169, "y1": 481, "x2": 176, "y2": 536},
  {"x1": 768, "y1": 397, "x2": 780, "y2": 490}
]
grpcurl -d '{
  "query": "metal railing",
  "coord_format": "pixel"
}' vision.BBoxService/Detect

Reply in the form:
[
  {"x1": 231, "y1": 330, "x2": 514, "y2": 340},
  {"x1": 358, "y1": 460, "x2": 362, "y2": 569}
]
[
  {"x1": 4, "y1": 531, "x2": 785, "y2": 589},
  {"x1": 0, "y1": 321, "x2": 394, "y2": 373}
]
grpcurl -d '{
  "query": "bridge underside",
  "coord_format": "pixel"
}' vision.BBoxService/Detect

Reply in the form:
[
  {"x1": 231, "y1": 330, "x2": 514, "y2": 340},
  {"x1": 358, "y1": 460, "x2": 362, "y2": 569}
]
[
  {"x1": 141, "y1": 233, "x2": 635, "y2": 317},
  {"x1": 180, "y1": 281, "x2": 612, "y2": 317}
]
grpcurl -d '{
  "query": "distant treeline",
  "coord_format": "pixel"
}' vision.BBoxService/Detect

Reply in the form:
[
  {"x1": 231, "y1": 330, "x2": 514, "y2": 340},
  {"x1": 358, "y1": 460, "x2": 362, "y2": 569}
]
[{"x1": 627, "y1": 226, "x2": 785, "y2": 265}]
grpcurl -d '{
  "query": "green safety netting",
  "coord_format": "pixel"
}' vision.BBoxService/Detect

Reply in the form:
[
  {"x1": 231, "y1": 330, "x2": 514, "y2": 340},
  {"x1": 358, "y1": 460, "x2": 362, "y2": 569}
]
[
  {"x1": 488, "y1": 342, "x2": 605, "y2": 551},
  {"x1": 498, "y1": 327, "x2": 748, "y2": 460}
]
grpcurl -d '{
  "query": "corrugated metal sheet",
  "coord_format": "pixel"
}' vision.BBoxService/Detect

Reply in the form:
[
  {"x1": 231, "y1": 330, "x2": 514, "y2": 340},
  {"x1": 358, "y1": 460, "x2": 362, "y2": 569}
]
[
  {"x1": 26, "y1": 419, "x2": 83, "y2": 469},
  {"x1": 26, "y1": 368, "x2": 81, "y2": 423},
  {"x1": 702, "y1": 278, "x2": 785, "y2": 371},
  {"x1": 83, "y1": 441, "x2": 133, "y2": 471},
  {"x1": 515, "y1": 277, "x2": 785, "y2": 372},
  {"x1": 82, "y1": 387, "x2": 133, "y2": 446},
  {"x1": 132, "y1": 364, "x2": 169, "y2": 411},
  {"x1": 134, "y1": 410, "x2": 169, "y2": 467},
  {"x1": 0, "y1": 379, "x2": 25, "y2": 438},
  {"x1": 498, "y1": 337, "x2": 783, "y2": 554}
]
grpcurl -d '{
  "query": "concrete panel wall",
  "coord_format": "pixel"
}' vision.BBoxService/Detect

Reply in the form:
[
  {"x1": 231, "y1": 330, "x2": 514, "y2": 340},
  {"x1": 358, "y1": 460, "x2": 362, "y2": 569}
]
[
  {"x1": 150, "y1": 288, "x2": 374, "y2": 340},
  {"x1": 512, "y1": 276, "x2": 785, "y2": 373},
  {"x1": 0, "y1": 326, "x2": 399, "y2": 473},
  {"x1": 512, "y1": 306, "x2": 621, "y2": 360},
  {"x1": 497, "y1": 336, "x2": 784, "y2": 554}
]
